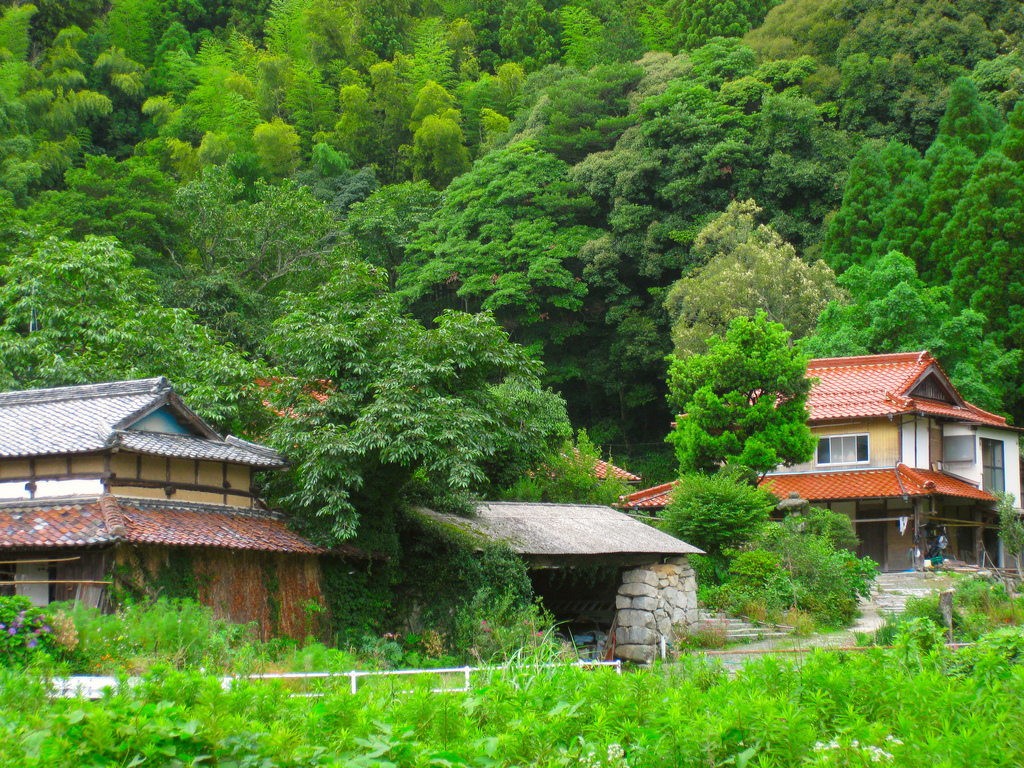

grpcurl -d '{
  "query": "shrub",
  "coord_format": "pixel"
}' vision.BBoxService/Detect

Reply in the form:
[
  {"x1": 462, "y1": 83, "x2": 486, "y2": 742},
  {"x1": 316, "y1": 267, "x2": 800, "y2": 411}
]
[
  {"x1": 0, "y1": 596, "x2": 61, "y2": 667},
  {"x1": 717, "y1": 549, "x2": 792, "y2": 620},
  {"x1": 58, "y1": 597, "x2": 257, "y2": 672},
  {"x1": 712, "y1": 516, "x2": 878, "y2": 629},
  {"x1": 661, "y1": 472, "x2": 776, "y2": 559},
  {"x1": 503, "y1": 429, "x2": 632, "y2": 505}
]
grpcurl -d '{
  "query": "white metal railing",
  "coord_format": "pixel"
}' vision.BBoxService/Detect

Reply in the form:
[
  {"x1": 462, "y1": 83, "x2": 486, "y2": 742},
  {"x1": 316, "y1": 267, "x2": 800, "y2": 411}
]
[{"x1": 51, "y1": 659, "x2": 622, "y2": 699}]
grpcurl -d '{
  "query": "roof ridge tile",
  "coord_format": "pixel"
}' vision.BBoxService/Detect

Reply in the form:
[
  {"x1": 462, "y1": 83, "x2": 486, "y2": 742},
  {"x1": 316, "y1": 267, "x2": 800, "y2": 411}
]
[{"x1": 0, "y1": 378, "x2": 168, "y2": 407}]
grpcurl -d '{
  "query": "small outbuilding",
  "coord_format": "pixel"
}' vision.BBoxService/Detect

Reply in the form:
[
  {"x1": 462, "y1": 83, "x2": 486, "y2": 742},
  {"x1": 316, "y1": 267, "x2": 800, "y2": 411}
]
[{"x1": 418, "y1": 501, "x2": 703, "y2": 663}]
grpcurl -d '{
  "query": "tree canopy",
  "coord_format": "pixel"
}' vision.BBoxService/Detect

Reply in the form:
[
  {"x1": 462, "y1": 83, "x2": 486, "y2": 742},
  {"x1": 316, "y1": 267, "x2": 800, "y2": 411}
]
[{"x1": 666, "y1": 311, "x2": 816, "y2": 477}]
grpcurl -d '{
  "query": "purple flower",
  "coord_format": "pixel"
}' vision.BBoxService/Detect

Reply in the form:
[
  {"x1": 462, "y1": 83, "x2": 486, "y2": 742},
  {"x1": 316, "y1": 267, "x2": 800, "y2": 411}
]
[
  {"x1": 26, "y1": 638, "x2": 37, "y2": 649},
  {"x1": 42, "y1": 626, "x2": 51, "y2": 633},
  {"x1": 8, "y1": 628, "x2": 16, "y2": 636}
]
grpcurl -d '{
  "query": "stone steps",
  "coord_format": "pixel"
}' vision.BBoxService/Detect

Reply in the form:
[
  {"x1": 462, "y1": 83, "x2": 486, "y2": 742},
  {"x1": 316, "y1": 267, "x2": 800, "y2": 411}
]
[
  {"x1": 700, "y1": 614, "x2": 796, "y2": 641},
  {"x1": 870, "y1": 571, "x2": 953, "y2": 615}
]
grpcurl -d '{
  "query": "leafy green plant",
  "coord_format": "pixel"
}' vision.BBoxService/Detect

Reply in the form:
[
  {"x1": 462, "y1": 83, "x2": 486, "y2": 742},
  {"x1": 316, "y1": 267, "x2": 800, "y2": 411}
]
[
  {"x1": 0, "y1": 596, "x2": 61, "y2": 667},
  {"x1": 661, "y1": 472, "x2": 777, "y2": 560},
  {"x1": 503, "y1": 428, "x2": 632, "y2": 505},
  {"x1": 57, "y1": 597, "x2": 256, "y2": 673}
]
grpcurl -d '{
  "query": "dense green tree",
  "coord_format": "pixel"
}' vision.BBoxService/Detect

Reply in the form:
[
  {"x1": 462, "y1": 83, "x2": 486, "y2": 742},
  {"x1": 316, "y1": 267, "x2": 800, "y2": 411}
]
[
  {"x1": 0, "y1": 233, "x2": 266, "y2": 432},
  {"x1": 662, "y1": 471, "x2": 776, "y2": 557},
  {"x1": 666, "y1": 199, "x2": 842, "y2": 357},
  {"x1": 666, "y1": 311, "x2": 816, "y2": 477},
  {"x1": 822, "y1": 139, "x2": 922, "y2": 273},
  {"x1": 746, "y1": 0, "x2": 1023, "y2": 148},
  {"x1": 943, "y1": 100, "x2": 1024, "y2": 361},
  {"x1": 341, "y1": 181, "x2": 440, "y2": 289},
  {"x1": 263, "y1": 260, "x2": 570, "y2": 542},
  {"x1": 25, "y1": 155, "x2": 179, "y2": 269},
  {"x1": 402, "y1": 141, "x2": 600, "y2": 353}
]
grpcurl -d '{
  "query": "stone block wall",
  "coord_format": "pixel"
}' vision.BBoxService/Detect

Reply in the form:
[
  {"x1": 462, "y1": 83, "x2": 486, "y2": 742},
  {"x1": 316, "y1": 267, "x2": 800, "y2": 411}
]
[{"x1": 614, "y1": 556, "x2": 698, "y2": 663}]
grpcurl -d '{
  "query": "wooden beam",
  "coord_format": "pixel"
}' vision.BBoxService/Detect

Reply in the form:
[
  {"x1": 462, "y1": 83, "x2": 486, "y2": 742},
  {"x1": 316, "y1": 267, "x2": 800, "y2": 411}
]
[
  {"x1": 108, "y1": 478, "x2": 254, "y2": 498},
  {"x1": 0, "y1": 557, "x2": 81, "y2": 565}
]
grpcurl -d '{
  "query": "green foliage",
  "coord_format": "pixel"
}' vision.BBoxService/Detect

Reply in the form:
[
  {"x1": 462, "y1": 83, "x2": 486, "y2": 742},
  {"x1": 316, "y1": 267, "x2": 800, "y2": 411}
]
[
  {"x1": 59, "y1": 598, "x2": 256, "y2": 672},
  {"x1": 747, "y1": 0, "x2": 1024, "y2": 147},
  {"x1": 503, "y1": 429, "x2": 632, "y2": 505},
  {"x1": 264, "y1": 259, "x2": 569, "y2": 542},
  {"x1": 5, "y1": 635, "x2": 1024, "y2": 765},
  {"x1": 665, "y1": 199, "x2": 843, "y2": 357},
  {"x1": 666, "y1": 312, "x2": 816, "y2": 476},
  {"x1": 0, "y1": 596, "x2": 61, "y2": 667},
  {"x1": 750, "y1": 515, "x2": 878, "y2": 627},
  {"x1": 0, "y1": 232, "x2": 267, "y2": 433},
  {"x1": 998, "y1": 492, "x2": 1024, "y2": 576},
  {"x1": 403, "y1": 141, "x2": 601, "y2": 356},
  {"x1": 661, "y1": 471, "x2": 776, "y2": 558}
]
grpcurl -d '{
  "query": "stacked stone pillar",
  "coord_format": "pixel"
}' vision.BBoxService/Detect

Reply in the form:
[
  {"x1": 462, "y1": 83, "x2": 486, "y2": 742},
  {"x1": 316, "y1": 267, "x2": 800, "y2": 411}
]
[{"x1": 614, "y1": 556, "x2": 698, "y2": 663}]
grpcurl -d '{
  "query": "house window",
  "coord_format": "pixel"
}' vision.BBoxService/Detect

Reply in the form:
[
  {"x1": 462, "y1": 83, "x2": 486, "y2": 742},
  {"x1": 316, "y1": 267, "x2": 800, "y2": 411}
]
[
  {"x1": 981, "y1": 438, "x2": 1005, "y2": 494},
  {"x1": 817, "y1": 434, "x2": 869, "y2": 466}
]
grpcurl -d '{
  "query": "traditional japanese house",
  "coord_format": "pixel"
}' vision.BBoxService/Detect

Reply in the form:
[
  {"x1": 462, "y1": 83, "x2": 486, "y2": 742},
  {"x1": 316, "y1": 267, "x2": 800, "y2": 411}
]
[
  {"x1": 620, "y1": 352, "x2": 1023, "y2": 572},
  {"x1": 0, "y1": 378, "x2": 330, "y2": 638}
]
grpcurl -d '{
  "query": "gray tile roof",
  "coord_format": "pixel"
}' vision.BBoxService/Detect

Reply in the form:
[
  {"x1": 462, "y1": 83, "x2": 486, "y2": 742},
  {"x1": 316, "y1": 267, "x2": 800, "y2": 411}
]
[
  {"x1": 418, "y1": 501, "x2": 703, "y2": 559},
  {"x1": 113, "y1": 431, "x2": 284, "y2": 467},
  {"x1": 0, "y1": 378, "x2": 284, "y2": 468}
]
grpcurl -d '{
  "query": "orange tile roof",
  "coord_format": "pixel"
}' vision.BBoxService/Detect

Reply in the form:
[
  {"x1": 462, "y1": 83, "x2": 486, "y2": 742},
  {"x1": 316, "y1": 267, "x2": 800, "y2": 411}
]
[
  {"x1": 620, "y1": 462, "x2": 996, "y2": 512},
  {"x1": 761, "y1": 464, "x2": 995, "y2": 502},
  {"x1": 0, "y1": 495, "x2": 328, "y2": 554},
  {"x1": 619, "y1": 481, "x2": 678, "y2": 511},
  {"x1": 593, "y1": 457, "x2": 641, "y2": 484},
  {"x1": 805, "y1": 351, "x2": 1007, "y2": 426}
]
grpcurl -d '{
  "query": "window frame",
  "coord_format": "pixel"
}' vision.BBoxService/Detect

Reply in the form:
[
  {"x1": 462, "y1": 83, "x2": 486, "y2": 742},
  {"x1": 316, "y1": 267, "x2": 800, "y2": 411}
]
[
  {"x1": 815, "y1": 433, "x2": 870, "y2": 467},
  {"x1": 980, "y1": 437, "x2": 1005, "y2": 495}
]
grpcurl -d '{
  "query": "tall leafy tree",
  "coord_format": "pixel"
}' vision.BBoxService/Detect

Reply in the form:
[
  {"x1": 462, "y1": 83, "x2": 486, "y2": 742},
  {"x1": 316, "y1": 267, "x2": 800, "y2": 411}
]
[
  {"x1": 666, "y1": 199, "x2": 842, "y2": 357},
  {"x1": 263, "y1": 260, "x2": 570, "y2": 542},
  {"x1": 402, "y1": 141, "x2": 600, "y2": 354},
  {"x1": 666, "y1": 311, "x2": 816, "y2": 477}
]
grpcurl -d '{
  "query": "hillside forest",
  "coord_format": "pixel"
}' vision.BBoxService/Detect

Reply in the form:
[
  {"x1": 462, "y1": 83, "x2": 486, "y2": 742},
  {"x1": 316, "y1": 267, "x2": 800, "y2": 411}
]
[{"x1": 1, "y1": 0, "x2": 1023, "y2": 537}]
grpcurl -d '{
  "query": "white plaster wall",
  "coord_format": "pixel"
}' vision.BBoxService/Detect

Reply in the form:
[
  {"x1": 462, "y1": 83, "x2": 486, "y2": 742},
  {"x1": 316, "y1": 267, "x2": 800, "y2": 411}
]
[{"x1": 914, "y1": 418, "x2": 930, "y2": 470}]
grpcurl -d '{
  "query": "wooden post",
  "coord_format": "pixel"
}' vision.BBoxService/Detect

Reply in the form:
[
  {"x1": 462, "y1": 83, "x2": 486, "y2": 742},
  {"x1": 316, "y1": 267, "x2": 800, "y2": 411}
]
[
  {"x1": 913, "y1": 500, "x2": 923, "y2": 571},
  {"x1": 939, "y1": 589, "x2": 954, "y2": 643}
]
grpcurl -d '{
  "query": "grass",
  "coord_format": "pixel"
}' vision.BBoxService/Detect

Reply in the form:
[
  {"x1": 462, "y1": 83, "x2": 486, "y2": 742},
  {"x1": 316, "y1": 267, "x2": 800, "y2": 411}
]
[{"x1": 3, "y1": 637, "x2": 1024, "y2": 766}]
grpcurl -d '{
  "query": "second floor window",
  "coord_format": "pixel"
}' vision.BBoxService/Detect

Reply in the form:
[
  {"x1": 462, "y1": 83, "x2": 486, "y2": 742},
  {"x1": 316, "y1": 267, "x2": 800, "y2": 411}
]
[
  {"x1": 817, "y1": 434, "x2": 869, "y2": 466},
  {"x1": 981, "y1": 438, "x2": 1005, "y2": 494}
]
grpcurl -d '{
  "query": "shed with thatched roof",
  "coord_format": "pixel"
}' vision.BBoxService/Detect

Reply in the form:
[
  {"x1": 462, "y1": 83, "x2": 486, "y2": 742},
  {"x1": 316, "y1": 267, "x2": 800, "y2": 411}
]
[
  {"x1": 418, "y1": 501, "x2": 700, "y2": 567},
  {"x1": 418, "y1": 501, "x2": 704, "y2": 663}
]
